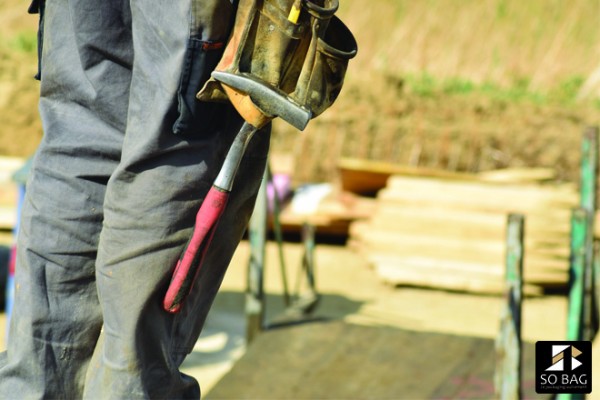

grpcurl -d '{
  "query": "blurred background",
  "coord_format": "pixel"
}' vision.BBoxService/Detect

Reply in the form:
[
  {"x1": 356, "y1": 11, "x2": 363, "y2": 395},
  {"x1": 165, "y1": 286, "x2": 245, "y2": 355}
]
[
  {"x1": 0, "y1": 0, "x2": 597, "y2": 179},
  {"x1": 1, "y1": 0, "x2": 600, "y2": 398},
  {"x1": 274, "y1": 0, "x2": 600, "y2": 184}
]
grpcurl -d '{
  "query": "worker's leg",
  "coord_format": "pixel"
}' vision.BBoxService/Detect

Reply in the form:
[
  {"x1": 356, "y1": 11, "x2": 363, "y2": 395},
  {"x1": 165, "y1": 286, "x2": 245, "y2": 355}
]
[
  {"x1": 81, "y1": 1, "x2": 269, "y2": 398},
  {"x1": 0, "y1": 0, "x2": 132, "y2": 398}
]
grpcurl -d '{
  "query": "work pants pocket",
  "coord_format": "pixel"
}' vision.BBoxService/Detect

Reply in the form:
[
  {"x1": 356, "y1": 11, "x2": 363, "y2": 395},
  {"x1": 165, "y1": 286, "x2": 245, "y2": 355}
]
[
  {"x1": 173, "y1": 0, "x2": 236, "y2": 135},
  {"x1": 27, "y1": 0, "x2": 45, "y2": 81},
  {"x1": 172, "y1": 38, "x2": 228, "y2": 135}
]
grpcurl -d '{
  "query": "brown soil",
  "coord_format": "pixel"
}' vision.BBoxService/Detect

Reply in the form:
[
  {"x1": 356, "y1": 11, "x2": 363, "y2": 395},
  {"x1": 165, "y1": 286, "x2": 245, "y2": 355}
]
[
  {"x1": 0, "y1": 0, "x2": 42, "y2": 158},
  {"x1": 0, "y1": 1, "x2": 599, "y2": 188},
  {"x1": 273, "y1": 76, "x2": 600, "y2": 184}
]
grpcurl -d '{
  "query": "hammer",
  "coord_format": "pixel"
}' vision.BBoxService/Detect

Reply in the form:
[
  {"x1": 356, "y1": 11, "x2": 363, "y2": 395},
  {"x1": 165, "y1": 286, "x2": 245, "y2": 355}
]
[{"x1": 163, "y1": 71, "x2": 311, "y2": 313}]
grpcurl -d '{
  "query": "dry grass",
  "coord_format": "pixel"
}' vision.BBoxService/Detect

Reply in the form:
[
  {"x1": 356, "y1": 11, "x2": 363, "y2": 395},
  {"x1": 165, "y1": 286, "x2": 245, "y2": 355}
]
[
  {"x1": 0, "y1": 1, "x2": 599, "y2": 186},
  {"x1": 340, "y1": 0, "x2": 600, "y2": 95},
  {"x1": 270, "y1": 0, "x2": 600, "y2": 184}
]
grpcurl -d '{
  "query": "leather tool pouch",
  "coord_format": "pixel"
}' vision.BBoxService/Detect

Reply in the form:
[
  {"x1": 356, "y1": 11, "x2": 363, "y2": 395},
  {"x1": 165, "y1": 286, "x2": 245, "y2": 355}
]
[
  {"x1": 197, "y1": 0, "x2": 357, "y2": 126},
  {"x1": 292, "y1": 12, "x2": 357, "y2": 118}
]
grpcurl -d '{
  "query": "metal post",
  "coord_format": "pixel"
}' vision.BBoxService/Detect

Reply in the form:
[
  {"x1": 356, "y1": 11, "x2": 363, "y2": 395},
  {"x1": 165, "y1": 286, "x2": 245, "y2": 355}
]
[
  {"x1": 580, "y1": 127, "x2": 599, "y2": 340},
  {"x1": 557, "y1": 129, "x2": 597, "y2": 400},
  {"x1": 495, "y1": 213, "x2": 524, "y2": 400},
  {"x1": 582, "y1": 215, "x2": 596, "y2": 342},
  {"x1": 302, "y1": 223, "x2": 317, "y2": 293},
  {"x1": 246, "y1": 167, "x2": 268, "y2": 343},
  {"x1": 267, "y1": 166, "x2": 291, "y2": 307},
  {"x1": 594, "y1": 241, "x2": 600, "y2": 336},
  {"x1": 567, "y1": 208, "x2": 589, "y2": 342}
]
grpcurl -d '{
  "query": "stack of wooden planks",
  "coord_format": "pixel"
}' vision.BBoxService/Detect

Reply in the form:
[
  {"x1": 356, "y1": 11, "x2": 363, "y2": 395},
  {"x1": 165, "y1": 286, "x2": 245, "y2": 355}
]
[
  {"x1": 275, "y1": 187, "x2": 377, "y2": 237},
  {"x1": 0, "y1": 156, "x2": 24, "y2": 231},
  {"x1": 350, "y1": 172, "x2": 580, "y2": 295}
]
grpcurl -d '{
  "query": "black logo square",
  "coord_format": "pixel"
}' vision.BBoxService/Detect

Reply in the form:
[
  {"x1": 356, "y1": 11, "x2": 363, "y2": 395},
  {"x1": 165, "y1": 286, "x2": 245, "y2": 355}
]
[{"x1": 536, "y1": 341, "x2": 592, "y2": 394}]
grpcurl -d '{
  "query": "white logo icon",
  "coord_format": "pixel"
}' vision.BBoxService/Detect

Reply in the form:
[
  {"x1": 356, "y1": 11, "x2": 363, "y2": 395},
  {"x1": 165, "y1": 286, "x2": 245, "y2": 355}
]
[{"x1": 546, "y1": 345, "x2": 583, "y2": 371}]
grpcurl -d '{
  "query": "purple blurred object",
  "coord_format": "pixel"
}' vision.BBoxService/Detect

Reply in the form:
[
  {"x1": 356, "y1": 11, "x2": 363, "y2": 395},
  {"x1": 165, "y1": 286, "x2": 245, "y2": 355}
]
[{"x1": 267, "y1": 173, "x2": 292, "y2": 211}]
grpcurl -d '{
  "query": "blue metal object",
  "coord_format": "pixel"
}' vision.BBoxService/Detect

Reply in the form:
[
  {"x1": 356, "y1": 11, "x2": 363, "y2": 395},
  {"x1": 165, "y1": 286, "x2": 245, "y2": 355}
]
[{"x1": 6, "y1": 158, "x2": 31, "y2": 339}]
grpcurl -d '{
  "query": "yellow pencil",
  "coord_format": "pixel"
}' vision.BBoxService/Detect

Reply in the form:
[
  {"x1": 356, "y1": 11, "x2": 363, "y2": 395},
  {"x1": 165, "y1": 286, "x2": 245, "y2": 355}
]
[{"x1": 288, "y1": 0, "x2": 302, "y2": 24}]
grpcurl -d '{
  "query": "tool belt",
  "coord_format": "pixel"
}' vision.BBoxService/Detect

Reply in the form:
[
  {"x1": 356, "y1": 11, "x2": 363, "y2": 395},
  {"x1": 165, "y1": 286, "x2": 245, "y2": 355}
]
[{"x1": 197, "y1": 0, "x2": 357, "y2": 127}]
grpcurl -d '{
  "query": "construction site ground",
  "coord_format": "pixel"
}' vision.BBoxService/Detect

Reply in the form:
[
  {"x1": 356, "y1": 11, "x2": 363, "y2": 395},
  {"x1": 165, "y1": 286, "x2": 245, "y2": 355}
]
[{"x1": 3, "y1": 238, "x2": 600, "y2": 398}]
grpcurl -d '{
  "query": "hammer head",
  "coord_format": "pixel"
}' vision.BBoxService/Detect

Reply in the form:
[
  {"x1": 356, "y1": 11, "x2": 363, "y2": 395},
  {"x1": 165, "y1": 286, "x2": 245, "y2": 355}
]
[{"x1": 212, "y1": 71, "x2": 312, "y2": 131}]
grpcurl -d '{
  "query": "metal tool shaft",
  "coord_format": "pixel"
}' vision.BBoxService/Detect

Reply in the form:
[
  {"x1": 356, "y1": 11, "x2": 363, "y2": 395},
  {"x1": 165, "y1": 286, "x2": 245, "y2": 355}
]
[{"x1": 214, "y1": 122, "x2": 258, "y2": 191}]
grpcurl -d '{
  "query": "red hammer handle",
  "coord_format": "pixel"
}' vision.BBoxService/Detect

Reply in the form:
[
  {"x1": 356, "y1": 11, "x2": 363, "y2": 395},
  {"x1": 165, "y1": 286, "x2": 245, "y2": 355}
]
[{"x1": 163, "y1": 186, "x2": 229, "y2": 313}]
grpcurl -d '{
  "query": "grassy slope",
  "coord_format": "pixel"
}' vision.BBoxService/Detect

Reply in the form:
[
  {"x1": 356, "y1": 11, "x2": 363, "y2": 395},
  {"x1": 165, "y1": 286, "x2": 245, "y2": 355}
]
[
  {"x1": 272, "y1": 0, "x2": 600, "y2": 183},
  {"x1": 0, "y1": 1, "x2": 41, "y2": 157},
  {"x1": 340, "y1": 0, "x2": 600, "y2": 96},
  {"x1": 0, "y1": 0, "x2": 599, "y2": 184}
]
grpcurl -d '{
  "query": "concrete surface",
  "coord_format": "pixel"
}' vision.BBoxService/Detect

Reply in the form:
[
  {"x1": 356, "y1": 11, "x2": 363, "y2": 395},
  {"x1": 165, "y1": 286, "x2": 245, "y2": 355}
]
[{"x1": 0, "y1": 239, "x2": 597, "y2": 398}]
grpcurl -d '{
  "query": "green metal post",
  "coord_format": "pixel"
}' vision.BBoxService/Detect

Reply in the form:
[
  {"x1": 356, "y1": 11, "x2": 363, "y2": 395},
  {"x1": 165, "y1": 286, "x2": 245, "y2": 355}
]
[
  {"x1": 582, "y1": 214, "x2": 596, "y2": 342},
  {"x1": 567, "y1": 208, "x2": 589, "y2": 342},
  {"x1": 267, "y1": 166, "x2": 291, "y2": 307},
  {"x1": 246, "y1": 167, "x2": 268, "y2": 343},
  {"x1": 302, "y1": 223, "x2": 317, "y2": 294},
  {"x1": 288, "y1": 222, "x2": 319, "y2": 316},
  {"x1": 495, "y1": 213, "x2": 524, "y2": 400},
  {"x1": 580, "y1": 127, "x2": 599, "y2": 341},
  {"x1": 558, "y1": 128, "x2": 599, "y2": 400}
]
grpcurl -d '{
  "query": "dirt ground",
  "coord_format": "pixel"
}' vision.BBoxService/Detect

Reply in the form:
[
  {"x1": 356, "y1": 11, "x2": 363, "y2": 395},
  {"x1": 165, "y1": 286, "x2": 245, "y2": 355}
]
[{"x1": 0, "y1": 240, "x2": 576, "y2": 397}]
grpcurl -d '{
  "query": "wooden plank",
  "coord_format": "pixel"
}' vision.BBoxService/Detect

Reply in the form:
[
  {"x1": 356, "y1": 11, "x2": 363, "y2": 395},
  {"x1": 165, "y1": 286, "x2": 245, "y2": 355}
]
[
  {"x1": 479, "y1": 168, "x2": 556, "y2": 183},
  {"x1": 373, "y1": 259, "x2": 546, "y2": 296},
  {"x1": 337, "y1": 157, "x2": 479, "y2": 195},
  {"x1": 358, "y1": 243, "x2": 568, "y2": 272},
  {"x1": 369, "y1": 254, "x2": 566, "y2": 286},
  {"x1": 274, "y1": 213, "x2": 351, "y2": 237},
  {"x1": 347, "y1": 170, "x2": 580, "y2": 294},
  {"x1": 338, "y1": 158, "x2": 558, "y2": 195},
  {"x1": 0, "y1": 206, "x2": 16, "y2": 231},
  {"x1": 386, "y1": 175, "x2": 577, "y2": 197},
  {"x1": 273, "y1": 190, "x2": 376, "y2": 237},
  {"x1": 362, "y1": 213, "x2": 570, "y2": 245},
  {"x1": 0, "y1": 157, "x2": 22, "y2": 230},
  {"x1": 354, "y1": 234, "x2": 569, "y2": 263},
  {"x1": 382, "y1": 177, "x2": 577, "y2": 212},
  {"x1": 0, "y1": 181, "x2": 17, "y2": 206},
  {"x1": 369, "y1": 202, "x2": 570, "y2": 236},
  {"x1": 207, "y1": 322, "x2": 549, "y2": 399},
  {"x1": 378, "y1": 190, "x2": 576, "y2": 216},
  {"x1": 0, "y1": 156, "x2": 25, "y2": 184},
  {"x1": 351, "y1": 228, "x2": 568, "y2": 262}
]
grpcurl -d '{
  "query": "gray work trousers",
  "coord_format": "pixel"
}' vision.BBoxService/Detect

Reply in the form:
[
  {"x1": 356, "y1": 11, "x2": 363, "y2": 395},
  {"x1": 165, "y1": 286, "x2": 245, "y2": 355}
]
[{"x1": 0, "y1": 0, "x2": 269, "y2": 398}]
